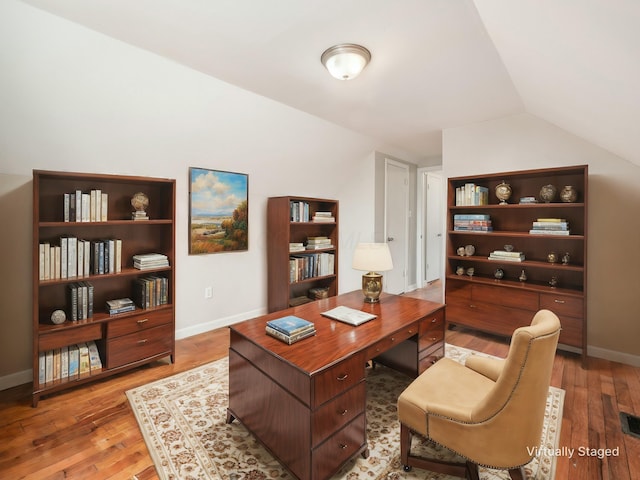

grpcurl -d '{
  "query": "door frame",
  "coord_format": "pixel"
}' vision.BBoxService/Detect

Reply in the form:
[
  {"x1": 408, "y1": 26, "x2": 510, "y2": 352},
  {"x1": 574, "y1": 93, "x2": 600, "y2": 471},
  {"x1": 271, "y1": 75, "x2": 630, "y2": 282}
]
[{"x1": 384, "y1": 158, "x2": 409, "y2": 294}]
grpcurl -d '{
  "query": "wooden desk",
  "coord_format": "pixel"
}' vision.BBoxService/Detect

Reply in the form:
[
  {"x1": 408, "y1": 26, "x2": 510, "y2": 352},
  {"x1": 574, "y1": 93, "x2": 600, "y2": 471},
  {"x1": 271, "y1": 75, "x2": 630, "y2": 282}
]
[{"x1": 227, "y1": 291, "x2": 445, "y2": 480}]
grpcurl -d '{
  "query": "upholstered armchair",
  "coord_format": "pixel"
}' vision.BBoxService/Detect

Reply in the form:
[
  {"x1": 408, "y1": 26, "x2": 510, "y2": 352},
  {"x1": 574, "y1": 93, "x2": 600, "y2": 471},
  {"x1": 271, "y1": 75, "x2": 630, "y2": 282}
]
[{"x1": 397, "y1": 309, "x2": 561, "y2": 480}]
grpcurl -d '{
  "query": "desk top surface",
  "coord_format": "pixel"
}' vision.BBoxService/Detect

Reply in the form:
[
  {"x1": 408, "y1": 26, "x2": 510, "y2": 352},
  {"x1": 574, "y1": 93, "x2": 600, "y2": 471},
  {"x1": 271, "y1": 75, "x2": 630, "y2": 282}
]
[{"x1": 229, "y1": 290, "x2": 444, "y2": 374}]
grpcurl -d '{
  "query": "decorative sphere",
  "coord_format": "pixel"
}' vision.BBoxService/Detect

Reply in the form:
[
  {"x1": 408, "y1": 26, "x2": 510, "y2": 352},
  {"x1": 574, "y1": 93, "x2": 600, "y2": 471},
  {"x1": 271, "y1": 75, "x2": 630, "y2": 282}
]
[
  {"x1": 495, "y1": 181, "x2": 512, "y2": 205},
  {"x1": 131, "y1": 192, "x2": 149, "y2": 212},
  {"x1": 539, "y1": 184, "x2": 557, "y2": 203}
]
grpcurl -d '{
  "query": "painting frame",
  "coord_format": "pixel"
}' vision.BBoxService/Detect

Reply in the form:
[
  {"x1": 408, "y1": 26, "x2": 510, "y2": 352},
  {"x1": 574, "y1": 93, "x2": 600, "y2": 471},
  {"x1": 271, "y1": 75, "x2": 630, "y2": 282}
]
[{"x1": 189, "y1": 167, "x2": 249, "y2": 255}]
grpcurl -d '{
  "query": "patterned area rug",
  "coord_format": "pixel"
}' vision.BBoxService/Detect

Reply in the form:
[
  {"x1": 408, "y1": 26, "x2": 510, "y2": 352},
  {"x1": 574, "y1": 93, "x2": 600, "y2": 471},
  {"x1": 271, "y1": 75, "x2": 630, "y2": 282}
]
[{"x1": 126, "y1": 344, "x2": 564, "y2": 480}]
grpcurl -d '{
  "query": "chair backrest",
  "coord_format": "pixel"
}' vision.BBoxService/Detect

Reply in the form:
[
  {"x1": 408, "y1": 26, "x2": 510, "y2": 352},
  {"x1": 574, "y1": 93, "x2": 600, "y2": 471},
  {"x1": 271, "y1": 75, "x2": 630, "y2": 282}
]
[{"x1": 470, "y1": 309, "x2": 561, "y2": 463}]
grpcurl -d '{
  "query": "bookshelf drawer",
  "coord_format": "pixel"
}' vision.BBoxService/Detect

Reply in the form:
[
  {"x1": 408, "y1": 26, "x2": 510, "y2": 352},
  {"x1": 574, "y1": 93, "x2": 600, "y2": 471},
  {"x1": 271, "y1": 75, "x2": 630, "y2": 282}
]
[
  {"x1": 539, "y1": 293, "x2": 583, "y2": 318},
  {"x1": 312, "y1": 353, "x2": 365, "y2": 407},
  {"x1": 312, "y1": 382, "x2": 366, "y2": 447},
  {"x1": 106, "y1": 309, "x2": 173, "y2": 338},
  {"x1": 105, "y1": 323, "x2": 173, "y2": 369},
  {"x1": 39, "y1": 323, "x2": 102, "y2": 351},
  {"x1": 472, "y1": 284, "x2": 538, "y2": 311}
]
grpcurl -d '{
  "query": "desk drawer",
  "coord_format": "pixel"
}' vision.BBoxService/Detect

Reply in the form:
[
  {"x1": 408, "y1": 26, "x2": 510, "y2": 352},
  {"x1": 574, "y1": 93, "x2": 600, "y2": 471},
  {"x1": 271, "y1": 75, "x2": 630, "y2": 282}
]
[
  {"x1": 106, "y1": 323, "x2": 173, "y2": 369},
  {"x1": 313, "y1": 354, "x2": 365, "y2": 407},
  {"x1": 312, "y1": 414, "x2": 366, "y2": 480},
  {"x1": 418, "y1": 309, "x2": 444, "y2": 351},
  {"x1": 312, "y1": 382, "x2": 365, "y2": 446},
  {"x1": 418, "y1": 342, "x2": 444, "y2": 373},
  {"x1": 364, "y1": 324, "x2": 419, "y2": 360}
]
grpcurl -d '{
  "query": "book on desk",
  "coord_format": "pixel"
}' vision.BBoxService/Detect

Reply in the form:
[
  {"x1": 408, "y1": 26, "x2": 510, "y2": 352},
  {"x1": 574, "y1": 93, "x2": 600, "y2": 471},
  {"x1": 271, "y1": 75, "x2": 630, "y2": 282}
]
[
  {"x1": 265, "y1": 315, "x2": 316, "y2": 344},
  {"x1": 321, "y1": 305, "x2": 377, "y2": 326}
]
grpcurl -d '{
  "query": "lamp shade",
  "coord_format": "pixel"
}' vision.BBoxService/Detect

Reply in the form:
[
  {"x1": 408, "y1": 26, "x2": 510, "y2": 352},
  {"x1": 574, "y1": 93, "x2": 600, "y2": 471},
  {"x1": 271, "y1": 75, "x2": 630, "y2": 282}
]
[
  {"x1": 321, "y1": 44, "x2": 371, "y2": 80},
  {"x1": 352, "y1": 243, "x2": 393, "y2": 272}
]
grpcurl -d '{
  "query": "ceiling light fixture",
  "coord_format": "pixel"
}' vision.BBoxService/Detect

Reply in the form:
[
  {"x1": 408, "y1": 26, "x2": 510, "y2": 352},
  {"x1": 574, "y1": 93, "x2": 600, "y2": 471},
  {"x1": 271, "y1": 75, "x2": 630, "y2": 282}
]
[{"x1": 321, "y1": 43, "x2": 371, "y2": 80}]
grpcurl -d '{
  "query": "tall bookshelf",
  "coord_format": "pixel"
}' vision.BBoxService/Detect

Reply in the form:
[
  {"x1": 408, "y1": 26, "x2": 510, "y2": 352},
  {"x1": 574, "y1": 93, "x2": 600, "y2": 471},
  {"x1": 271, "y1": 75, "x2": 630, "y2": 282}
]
[
  {"x1": 32, "y1": 170, "x2": 176, "y2": 406},
  {"x1": 267, "y1": 196, "x2": 338, "y2": 312},
  {"x1": 445, "y1": 165, "x2": 588, "y2": 363}
]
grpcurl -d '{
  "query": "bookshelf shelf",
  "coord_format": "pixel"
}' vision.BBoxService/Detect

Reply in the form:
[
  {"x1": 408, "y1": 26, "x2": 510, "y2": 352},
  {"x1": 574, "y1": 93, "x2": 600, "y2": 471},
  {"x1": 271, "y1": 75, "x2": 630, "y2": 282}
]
[
  {"x1": 446, "y1": 165, "x2": 588, "y2": 363},
  {"x1": 32, "y1": 170, "x2": 176, "y2": 406},
  {"x1": 267, "y1": 196, "x2": 339, "y2": 312}
]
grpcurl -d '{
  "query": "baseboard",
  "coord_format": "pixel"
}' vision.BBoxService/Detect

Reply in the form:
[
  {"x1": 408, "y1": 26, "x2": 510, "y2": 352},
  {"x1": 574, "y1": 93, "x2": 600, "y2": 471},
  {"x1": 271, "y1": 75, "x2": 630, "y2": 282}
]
[
  {"x1": 0, "y1": 368, "x2": 31, "y2": 392},
  {"x1": 175, "y1": 307, "x2": 267, "y2": 340},
  {"x1": 587, "y1": 345, "x2": 640, "y2": 367}
]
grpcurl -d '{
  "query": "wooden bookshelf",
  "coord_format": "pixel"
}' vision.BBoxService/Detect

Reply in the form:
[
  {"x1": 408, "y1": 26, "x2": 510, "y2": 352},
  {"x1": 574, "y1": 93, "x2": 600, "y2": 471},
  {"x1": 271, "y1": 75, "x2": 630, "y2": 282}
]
[
  {"x1": 267, "y1": 196, "x2": 338, "y2": 312},
  {"x1": 32, "y1": 170, "x2": 176, "y2": 406},
  {"x1": 445, "y1": 165, "x2": 588, "y2": 363}
]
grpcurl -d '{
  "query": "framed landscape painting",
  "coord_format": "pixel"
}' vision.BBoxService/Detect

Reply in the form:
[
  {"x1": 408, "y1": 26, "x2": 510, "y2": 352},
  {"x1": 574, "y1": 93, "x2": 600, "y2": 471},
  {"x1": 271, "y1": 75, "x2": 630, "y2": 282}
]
[{"x1": 189, "y1": 168, "x2": 248, "y2": 254}]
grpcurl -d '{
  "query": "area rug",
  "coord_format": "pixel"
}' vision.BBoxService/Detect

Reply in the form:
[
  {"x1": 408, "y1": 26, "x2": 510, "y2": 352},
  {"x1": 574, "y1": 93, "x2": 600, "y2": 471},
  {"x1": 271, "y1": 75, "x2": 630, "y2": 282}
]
[{"x1": 126, "y1": 344, "x2": 564, "y2": 480}]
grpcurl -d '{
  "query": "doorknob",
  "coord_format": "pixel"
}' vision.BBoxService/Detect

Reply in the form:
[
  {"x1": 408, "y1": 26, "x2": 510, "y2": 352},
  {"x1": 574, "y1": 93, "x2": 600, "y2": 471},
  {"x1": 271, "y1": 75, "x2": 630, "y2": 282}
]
[{"x1": 387, "y1": 237, "x2": 394, "y2": 241}]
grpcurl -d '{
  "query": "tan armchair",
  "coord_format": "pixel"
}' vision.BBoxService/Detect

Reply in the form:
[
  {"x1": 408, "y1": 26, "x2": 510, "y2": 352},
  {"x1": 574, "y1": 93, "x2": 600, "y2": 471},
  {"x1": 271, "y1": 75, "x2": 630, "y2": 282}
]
[{"x1": 397, "y1": 309, "x2": 561, "y2": 480}]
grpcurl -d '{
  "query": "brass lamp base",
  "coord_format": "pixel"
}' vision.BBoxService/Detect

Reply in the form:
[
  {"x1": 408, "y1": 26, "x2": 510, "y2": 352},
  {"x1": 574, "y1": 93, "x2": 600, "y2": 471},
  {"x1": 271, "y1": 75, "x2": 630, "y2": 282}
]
[{"x1": 361, "y1": 272, "x2": 383, "y2": 303}]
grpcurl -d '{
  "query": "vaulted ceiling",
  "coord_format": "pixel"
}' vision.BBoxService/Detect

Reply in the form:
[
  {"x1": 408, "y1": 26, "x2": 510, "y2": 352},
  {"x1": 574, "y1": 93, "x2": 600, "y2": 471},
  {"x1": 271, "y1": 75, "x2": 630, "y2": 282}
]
[{"x1": 21, "y1": 0, "x2": 640, "y2": 165}]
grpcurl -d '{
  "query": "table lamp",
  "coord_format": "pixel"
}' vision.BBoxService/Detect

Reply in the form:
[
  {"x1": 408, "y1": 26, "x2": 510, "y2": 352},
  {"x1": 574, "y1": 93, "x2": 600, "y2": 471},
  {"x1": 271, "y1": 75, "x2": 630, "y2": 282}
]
[{"x1": 352, "y1": 243, "x2": 394, "y2": 303}]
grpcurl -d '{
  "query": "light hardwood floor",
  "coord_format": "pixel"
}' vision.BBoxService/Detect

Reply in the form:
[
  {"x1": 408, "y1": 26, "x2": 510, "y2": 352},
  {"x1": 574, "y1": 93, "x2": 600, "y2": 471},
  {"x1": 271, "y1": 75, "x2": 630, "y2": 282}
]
[{"x1": 1, "y1": 285, "x2": 638, "y2": 479}]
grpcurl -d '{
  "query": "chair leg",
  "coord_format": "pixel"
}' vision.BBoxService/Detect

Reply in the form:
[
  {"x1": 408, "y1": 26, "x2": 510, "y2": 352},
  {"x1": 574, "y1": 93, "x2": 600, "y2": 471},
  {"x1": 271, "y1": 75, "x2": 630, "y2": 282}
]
[
  {"x1": 508, "y1": 466, "x2": 525, "y2": 480},
  {"x1": 466, "y1": 462, "x2": 480, "y2": 480},
  {"x1": 399, "y1": 423, "x2": 467, "y2": 478}
]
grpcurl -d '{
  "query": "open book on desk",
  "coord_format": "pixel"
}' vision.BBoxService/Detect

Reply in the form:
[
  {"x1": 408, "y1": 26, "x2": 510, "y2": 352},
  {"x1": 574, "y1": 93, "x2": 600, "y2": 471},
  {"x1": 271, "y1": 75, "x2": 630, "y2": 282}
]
[{"x1": 321, "y1": 305, "x2": 377, "y2": 326}]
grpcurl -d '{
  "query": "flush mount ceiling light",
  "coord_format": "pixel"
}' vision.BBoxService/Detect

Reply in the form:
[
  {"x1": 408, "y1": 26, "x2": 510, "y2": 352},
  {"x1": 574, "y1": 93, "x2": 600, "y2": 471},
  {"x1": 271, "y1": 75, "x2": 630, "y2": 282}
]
[{"x1": 321, "y1": 43, "x2": 371, "y2": 80}]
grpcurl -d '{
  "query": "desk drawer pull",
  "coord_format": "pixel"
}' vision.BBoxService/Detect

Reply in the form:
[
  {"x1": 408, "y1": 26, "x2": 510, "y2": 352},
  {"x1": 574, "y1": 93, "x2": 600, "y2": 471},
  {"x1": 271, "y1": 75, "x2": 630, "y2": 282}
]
[
  {"x1": 336, "y1": 373, "x2": 349, "y2": 381},
  {"x1": 554, "y1": 299, "x2": 566, "y2": 304},
  {"x1": 137, "y1": 339, "x2": 148, "y2": 345},
  {"x1": 137, "y1": 318, "x2": 149, "y2": 325},
  {"x1": 339, "y1": 443, "x2": 348, "y2": 450},
  {"x1": 339, "y1": 409, "x2": 348, "y2": 416},
  {"x1": 469, "y1": 304, "x2": 477, "y2": 309},
  {"x1": 431, "y1": 318, "x2": 437, "y2": 323}
]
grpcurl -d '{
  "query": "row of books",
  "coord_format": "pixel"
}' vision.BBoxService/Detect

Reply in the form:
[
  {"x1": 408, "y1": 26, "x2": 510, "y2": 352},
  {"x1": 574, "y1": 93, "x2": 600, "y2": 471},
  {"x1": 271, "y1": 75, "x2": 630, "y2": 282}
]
[
  {"x1": 266, "y1": 315, "x2": 316, "y2": 345},
  {"x1": 38, "y1": 340, "x2": 102, "y2": 386},
  {"x1": 289, "y1": 253, "x2": 335, "y2": 282},
  {"x1": 488, "y1": 250, "x2": 525, "y2": 262},
  {"x1": 455, "y1": 183, "x2": 489, "y2": 206},
  {"x1": 39, "y1": 237, "x2": 122, "y2": 280},
  {"x1": 290, "y1": 201, "x2": 310, "y2": 222},
  {"x1": 289, "y1": 236, "x2": 334, "y2": 253},
  {"x1": 68, "y1": 281, "x2": 94, "y2": 320},
  {"x1": 529, "y1": 218, "x2": 570, "y2": 236},
  {"x1": 133, "y1": 253, "x2": 169, "y2": 270},
  {"x1": 63, "y1": 190, "x2": 109, "y2": 222},
  {"x1": 453, "y1": 214, "x2": 493, "y2": 232},
  {"x1": 133, "y1": 276, "x2": 169, "y2": 309}
]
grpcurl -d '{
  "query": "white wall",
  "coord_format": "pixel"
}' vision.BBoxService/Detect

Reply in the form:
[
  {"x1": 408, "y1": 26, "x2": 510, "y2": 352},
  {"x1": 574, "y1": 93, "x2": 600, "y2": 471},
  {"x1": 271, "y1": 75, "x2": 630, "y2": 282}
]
[
  {"x1": 0, "y1": 1, "x2": 379, "y2": 388},
  {"x1": 443, "y1": 113, "x2": 640, "y2": 364}
]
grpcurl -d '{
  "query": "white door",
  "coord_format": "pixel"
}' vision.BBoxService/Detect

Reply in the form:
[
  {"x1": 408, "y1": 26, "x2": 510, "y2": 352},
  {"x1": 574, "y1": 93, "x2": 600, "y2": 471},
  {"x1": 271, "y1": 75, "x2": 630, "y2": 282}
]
[
  {"x1": 425, "y1": 172, "x2": 443, "y2": 283},
  {"x1": 384, "y1": 159, "x2": 409, "y2": 295}
]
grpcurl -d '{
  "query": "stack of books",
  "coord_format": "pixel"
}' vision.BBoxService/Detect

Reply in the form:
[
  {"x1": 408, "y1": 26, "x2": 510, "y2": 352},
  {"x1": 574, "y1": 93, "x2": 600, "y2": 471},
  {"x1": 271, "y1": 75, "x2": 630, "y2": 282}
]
[
  {"x1": 289, "y1": 242, "x2": 305, "y2": 252},
  {"x1": 308, "y1": 287, "x2": 329, "y2": 300},
  {"x1": 488, "y1": 250, "x2": 525, "y2": 262},
  {"x1": 133, "y1": 253, "x2": 169, "y2": 270},
  {"x1": 453, "y1": 214, "x2": 493, "y2": 232},
  {"x1": 519, "y1": 196, "x2": 538, "y2": 204},
  {"x1": 132, "y1": 210, "x2": 149, "y2": 221},
  {"x1": 105, "y1": 297, "x2": 135, "y2": 315},
  {"x1": 529, "y1": 218, "x2": 570, "y2": 235},
  {"x1": 266, "y1": 315, "x2": 316, "y2": 344},
  {"x1": 312, "y1": 211, "x2": 335, "y2": 223},
  {"x1": 306, "y1": 236, "x2": 333, "y2": 250}
]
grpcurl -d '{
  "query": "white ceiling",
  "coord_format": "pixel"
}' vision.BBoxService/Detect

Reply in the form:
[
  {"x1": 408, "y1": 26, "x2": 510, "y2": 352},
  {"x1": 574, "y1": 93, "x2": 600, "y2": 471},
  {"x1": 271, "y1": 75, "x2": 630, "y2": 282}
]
[{"x1": 21, "y1": 0, "x2": 640, "y2": 165}]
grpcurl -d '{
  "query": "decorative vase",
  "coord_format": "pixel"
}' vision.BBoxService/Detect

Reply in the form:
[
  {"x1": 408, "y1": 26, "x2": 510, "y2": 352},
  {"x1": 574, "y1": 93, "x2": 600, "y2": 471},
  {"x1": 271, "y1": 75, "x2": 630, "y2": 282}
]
[
  {"x1": 539, "y1": 184, "x2": 557, "y2": 203},
  {"x1": 562, "y1": 252, "x2": 570, "y2": 265},
  {"x1": 560, "y1": 185, "x2": 577, "y2": 203},
  {"x1": 495, "y1": 181, "x2": 512, "y2": 205},
  {"x1": 494, "y1": 268, "x2": 504, "y2": 280},
  {"x1": 547, "y1": 252, "x2": 557, "y2": 264}
]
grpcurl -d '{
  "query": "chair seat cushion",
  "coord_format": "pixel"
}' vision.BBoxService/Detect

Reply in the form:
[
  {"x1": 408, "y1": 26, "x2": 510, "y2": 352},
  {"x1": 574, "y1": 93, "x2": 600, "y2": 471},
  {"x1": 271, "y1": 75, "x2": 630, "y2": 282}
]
[{"x1": 397, "y1": 357, "x2": 494, "y2": 436}]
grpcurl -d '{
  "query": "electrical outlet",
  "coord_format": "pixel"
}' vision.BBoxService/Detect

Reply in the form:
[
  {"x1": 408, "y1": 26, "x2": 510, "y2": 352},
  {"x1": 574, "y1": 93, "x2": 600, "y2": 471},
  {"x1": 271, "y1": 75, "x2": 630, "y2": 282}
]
[{"x1": 204, "y1": 286, "x2": 213, "y2": 299}]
